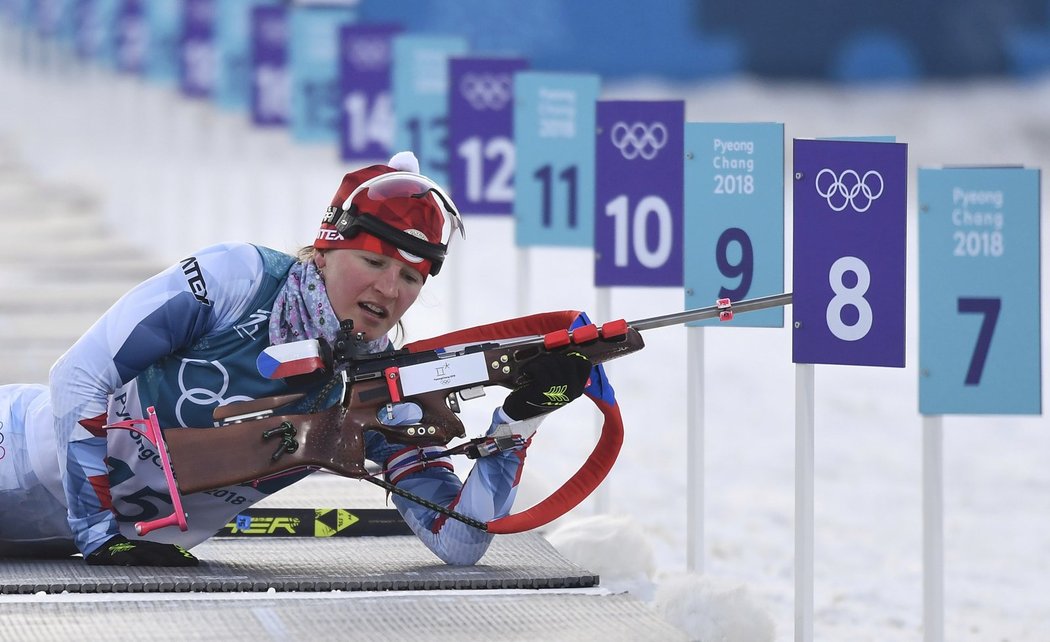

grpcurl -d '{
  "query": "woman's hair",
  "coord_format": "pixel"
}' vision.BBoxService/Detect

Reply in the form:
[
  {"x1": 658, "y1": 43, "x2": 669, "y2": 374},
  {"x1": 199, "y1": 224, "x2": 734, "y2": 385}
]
[
  {"x1": 297, "y1": 245, "x2": 406, "y2": 346},
  {"x1": 296, "y1": 245, "x2": 317, "y2": 263}
]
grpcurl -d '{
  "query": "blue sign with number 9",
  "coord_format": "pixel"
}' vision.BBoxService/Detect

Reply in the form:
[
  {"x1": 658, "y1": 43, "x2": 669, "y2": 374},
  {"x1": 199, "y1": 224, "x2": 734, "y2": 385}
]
[
  {"x1": 684, "y1": 122, "x2": 784, "y2": 327},
  {"x1": 792, "y1": 139, "x2": 908, "y2": 367}
]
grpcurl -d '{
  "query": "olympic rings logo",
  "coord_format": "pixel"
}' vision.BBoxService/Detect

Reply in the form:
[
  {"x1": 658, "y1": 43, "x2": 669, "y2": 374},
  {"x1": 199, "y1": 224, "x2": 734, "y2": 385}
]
[
  {"x1": 347, "y1": 38, "x2": 390, "y2": 71},
  {"x1": 459, "y1": 73, "x2": 512, "y2": 111},
  {"x1": 610, "y1": 121, "x2": 668, "y2": 160},
  {"x1": 815, "y1": 168, "x2": 884, "y2": 213},
  {"x1": 175, "y1": 359, "x2": 253, "y2": 426}
]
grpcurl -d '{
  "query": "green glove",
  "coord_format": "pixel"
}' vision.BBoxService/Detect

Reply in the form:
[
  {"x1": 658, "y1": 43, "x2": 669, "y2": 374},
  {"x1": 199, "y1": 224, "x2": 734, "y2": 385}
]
[{"x1": 86, "y1": 534, "x2": 199, "y2": 567}]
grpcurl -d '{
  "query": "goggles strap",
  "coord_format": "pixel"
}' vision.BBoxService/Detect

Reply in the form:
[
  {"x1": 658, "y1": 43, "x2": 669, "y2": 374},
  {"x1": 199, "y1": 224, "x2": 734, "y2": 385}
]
[
  {"x1": 335, "y1": 208, "x2": 449, "y2": 276},
  {"x1": 413, "y1": 187, "x2": 462, "y2": 235}
]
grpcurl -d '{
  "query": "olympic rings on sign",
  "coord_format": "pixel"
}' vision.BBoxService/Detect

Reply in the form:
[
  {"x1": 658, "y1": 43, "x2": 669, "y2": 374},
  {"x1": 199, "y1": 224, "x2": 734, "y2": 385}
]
[
  {"x1": 348, "y1": 38, "x2": 390, "y2": 71},
  {"x1": 459, "y1": 73, "x2": 512, "y2": 111},
  {"x1": 815, "y1": 168, "x2": 884, "y2": 213},
  {"x1": 610, "y1": 121, "x2": 668, "y2": 160}
]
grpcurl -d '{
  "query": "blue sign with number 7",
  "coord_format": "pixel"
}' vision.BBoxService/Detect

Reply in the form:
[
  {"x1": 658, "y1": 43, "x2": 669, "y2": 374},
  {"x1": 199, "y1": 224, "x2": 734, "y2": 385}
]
[
  {"x1": 792, "y1": 139, "x2": 908, "y2": 367},
  {"x1": 918, "y1": 167, "x2": 1042, "y2": 414}
]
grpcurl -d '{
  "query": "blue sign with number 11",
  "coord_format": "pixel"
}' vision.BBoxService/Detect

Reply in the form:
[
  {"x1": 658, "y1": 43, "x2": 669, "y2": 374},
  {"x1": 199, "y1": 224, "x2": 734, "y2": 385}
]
[{"x1": 514, "y1": 71, "x2": 600, "y2": 247}]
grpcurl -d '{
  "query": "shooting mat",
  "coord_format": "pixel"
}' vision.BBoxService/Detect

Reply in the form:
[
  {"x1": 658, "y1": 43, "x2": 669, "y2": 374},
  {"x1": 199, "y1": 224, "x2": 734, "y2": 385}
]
[{"x1": 0, "y1": 533, "x2": 596, "y2": 594}]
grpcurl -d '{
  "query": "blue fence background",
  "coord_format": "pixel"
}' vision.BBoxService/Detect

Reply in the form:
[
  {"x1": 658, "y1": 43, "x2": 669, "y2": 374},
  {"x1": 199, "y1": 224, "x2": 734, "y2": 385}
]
[{"x1": 361, "y1": 0, "x2": 1050, "y2": 81}]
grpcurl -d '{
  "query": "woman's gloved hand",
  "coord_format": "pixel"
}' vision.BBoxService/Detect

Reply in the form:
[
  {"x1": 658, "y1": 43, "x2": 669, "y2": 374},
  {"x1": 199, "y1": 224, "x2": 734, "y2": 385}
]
[
  {"x1": 85, "y1": 534, "x2": 199, "y2": 567},
  {"x1": 502, "y1": 351, "x2": 592, "y2": 421}
]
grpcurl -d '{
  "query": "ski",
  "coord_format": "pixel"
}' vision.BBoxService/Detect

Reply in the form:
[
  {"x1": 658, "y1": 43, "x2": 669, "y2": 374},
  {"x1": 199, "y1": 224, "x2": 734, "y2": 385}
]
[{"x1": 214, "y1": 508, "x2": 412, "y2": 538}]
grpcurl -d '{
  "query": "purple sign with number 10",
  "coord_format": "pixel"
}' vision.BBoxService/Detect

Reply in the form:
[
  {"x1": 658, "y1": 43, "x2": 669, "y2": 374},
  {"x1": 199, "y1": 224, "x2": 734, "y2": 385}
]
[
  {"x1": 595, "y1": 101, "x2": 684, "y2": 287},
  {"x1": 792, "y1": 139, "x2": 908, "y2": 367}
]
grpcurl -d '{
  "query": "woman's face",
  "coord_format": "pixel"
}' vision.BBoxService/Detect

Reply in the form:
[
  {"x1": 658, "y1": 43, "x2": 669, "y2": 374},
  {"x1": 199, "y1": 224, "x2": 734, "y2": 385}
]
[{"x1": 315, "y1": 248, "x2": 425, "y2": 341}]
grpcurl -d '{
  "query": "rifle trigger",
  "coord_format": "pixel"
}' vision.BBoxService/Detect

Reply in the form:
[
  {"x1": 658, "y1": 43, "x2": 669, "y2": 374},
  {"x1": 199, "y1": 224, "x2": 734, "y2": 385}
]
[
  {"x1": 384, "y1": 366, "x2": 402, "y2": 403},
  {"x1": 459, "y1": 385, "x2": 486, "y2": 401},
  {"x1": 446, "y1": 392, "x2": 461, "y2": 413}
]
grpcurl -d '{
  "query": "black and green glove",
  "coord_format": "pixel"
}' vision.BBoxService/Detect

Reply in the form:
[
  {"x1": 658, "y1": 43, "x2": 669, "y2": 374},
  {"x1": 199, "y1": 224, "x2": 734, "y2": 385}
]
[
  {"x1": 86, "y1": 534, "x2": 199, "y2": 567},
  {"x1": 502, "y1": 351, "x2": 592, "y2": 421}
]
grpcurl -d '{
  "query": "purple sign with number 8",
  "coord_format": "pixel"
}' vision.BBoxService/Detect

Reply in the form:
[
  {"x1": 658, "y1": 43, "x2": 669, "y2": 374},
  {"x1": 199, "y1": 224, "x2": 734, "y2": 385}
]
[{"x1": 792, "y1": 139, "x2": 908, "y2": 367}]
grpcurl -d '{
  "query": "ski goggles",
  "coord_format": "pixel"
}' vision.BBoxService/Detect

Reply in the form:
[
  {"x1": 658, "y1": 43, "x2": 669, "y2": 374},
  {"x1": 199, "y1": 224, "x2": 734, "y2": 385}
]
[{"x1": 323, "y1": 172, "x2": 465, "y2": 276}]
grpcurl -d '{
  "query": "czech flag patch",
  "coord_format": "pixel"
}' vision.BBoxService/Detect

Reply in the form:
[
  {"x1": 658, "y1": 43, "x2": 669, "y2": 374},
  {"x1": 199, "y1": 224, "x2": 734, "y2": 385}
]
[{"x1": 257, "y1": 340, "x2": 327, "y2": 380}]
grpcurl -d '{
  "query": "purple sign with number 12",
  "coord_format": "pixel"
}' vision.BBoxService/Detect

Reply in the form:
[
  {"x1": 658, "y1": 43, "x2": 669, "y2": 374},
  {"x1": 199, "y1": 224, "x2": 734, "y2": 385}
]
[{"x1": 448, "y1": 57, "x2": 529, "y2": 215}]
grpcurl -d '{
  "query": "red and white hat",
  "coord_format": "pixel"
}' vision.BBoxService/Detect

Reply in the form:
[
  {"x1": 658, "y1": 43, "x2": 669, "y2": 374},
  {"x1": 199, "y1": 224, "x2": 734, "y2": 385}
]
[{"x1": 315, "y1": 152, "x2": 464, "y2": 278}]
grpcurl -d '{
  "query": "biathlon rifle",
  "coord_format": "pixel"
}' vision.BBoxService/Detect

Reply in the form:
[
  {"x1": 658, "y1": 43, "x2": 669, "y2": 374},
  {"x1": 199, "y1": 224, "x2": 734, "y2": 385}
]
[{"x1": 107, "y1": 292, "x2": 792, "y2": 537}]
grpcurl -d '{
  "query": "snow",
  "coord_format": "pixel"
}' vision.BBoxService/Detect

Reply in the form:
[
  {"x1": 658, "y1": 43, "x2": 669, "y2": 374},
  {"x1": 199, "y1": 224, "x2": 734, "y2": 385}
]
[
  {"x1": 3, "y1": 32, "x2": 1050, "y2": 641},
  {"x1": 544, "y1": 513, "x2": 657, "y2": 599},
  {"x1": 653, "y1": 573, "x2": 777, "y2": 642}
]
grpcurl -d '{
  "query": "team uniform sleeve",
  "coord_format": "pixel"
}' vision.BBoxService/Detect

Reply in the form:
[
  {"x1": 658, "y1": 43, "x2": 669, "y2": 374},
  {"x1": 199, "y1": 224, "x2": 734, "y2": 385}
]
[
  {"x1": 365, "y1": 408, "x2": 545, "y2": 565},
  {"x1": 48, "y1": 243, "x2": 265, "y2": 556}
]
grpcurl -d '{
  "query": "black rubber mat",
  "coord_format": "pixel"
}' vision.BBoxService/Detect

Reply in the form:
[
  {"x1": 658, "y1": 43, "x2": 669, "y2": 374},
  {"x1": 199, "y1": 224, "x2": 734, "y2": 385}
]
[
  {"x1": 0, "y1": 533, "x2": 598, "y2": 594},
  {"x1": 0, "y1": 592, "x2": 688, "y2": 642}
]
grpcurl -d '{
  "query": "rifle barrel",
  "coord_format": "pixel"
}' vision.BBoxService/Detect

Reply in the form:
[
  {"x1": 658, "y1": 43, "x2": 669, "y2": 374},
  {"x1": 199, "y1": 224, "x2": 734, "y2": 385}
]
[{"x1": 628, "y1": 292, "x2": 793, "y2": 332}]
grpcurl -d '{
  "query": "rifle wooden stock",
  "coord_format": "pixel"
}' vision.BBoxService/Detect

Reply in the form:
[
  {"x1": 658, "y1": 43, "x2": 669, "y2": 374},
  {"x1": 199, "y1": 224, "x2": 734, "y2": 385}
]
[{"x1": 164, "y1": 405, "x2": 366, "y2": 494}]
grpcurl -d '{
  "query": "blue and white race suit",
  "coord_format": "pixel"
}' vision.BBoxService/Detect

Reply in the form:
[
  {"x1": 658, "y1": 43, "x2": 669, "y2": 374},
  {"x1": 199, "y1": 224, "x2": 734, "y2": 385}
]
[{"x1": 0, "y1": 243, "x2": 527, "y2": 564}]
